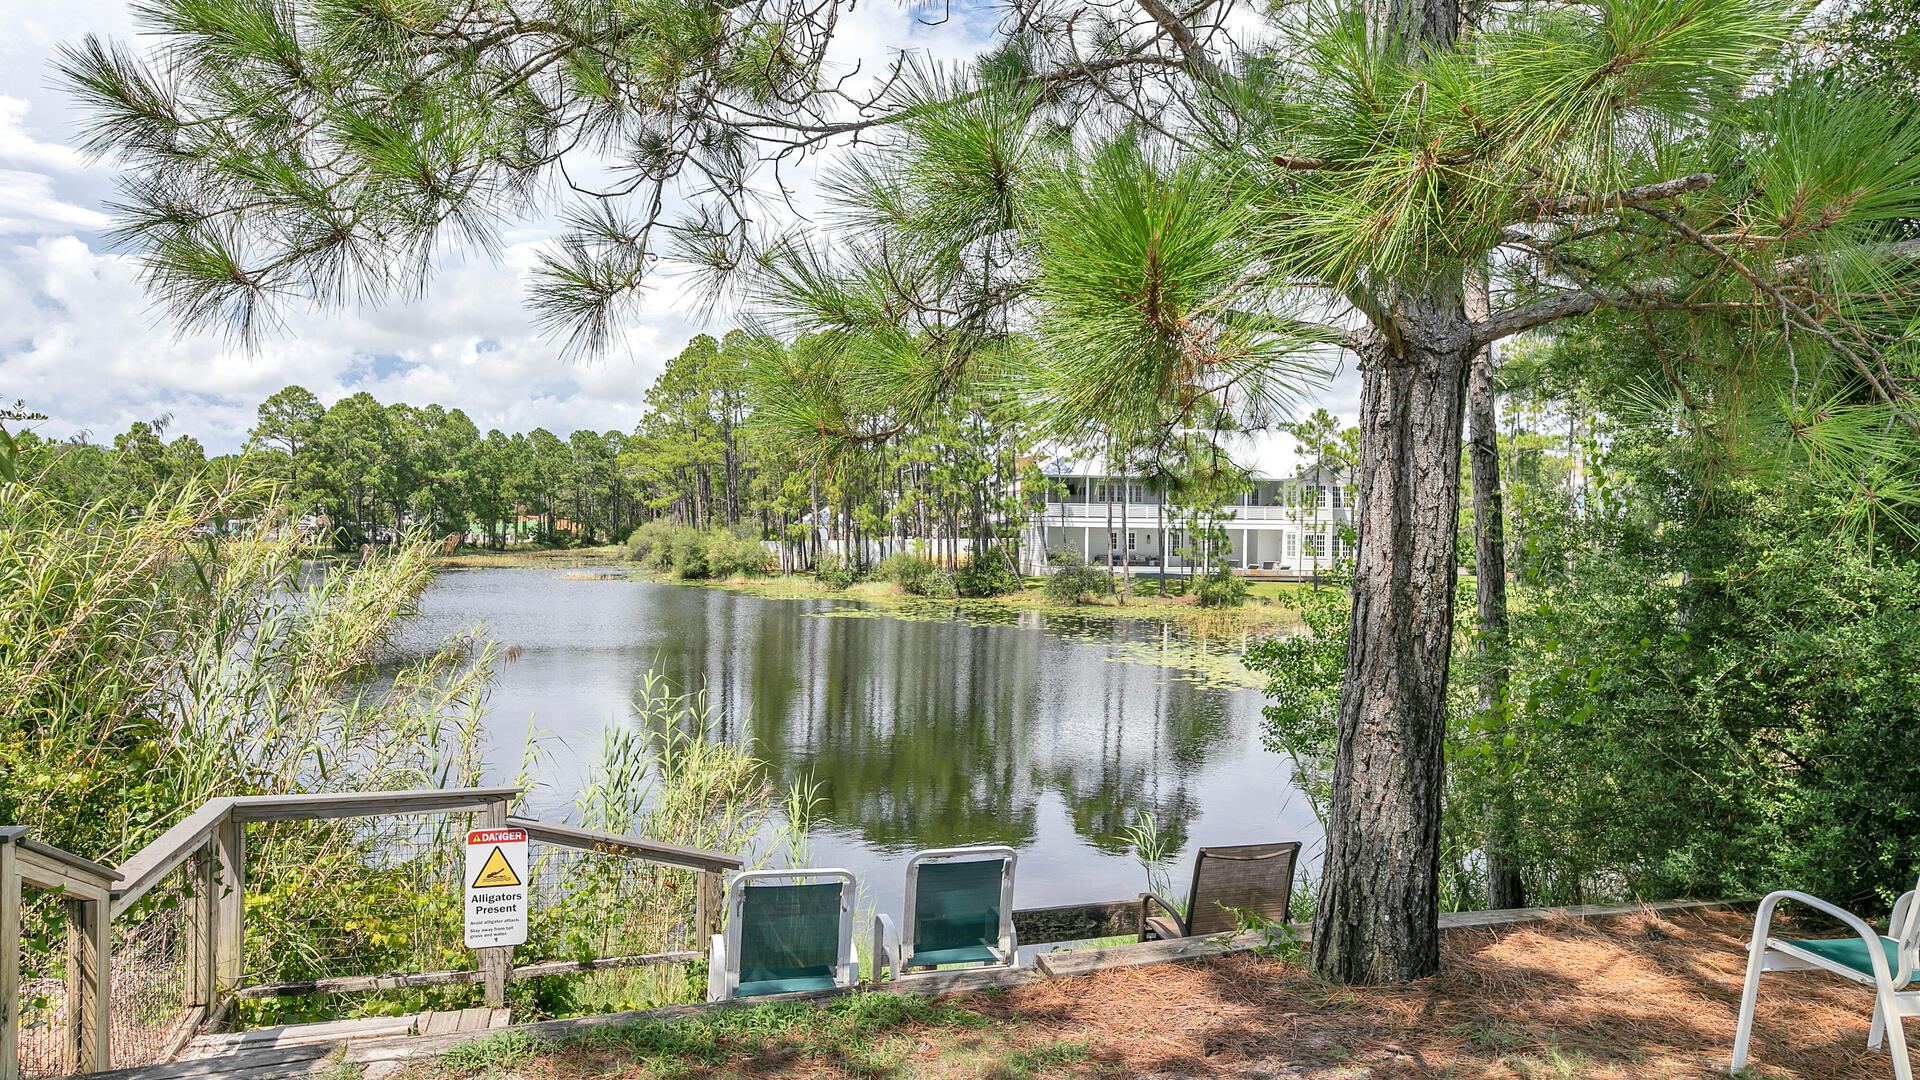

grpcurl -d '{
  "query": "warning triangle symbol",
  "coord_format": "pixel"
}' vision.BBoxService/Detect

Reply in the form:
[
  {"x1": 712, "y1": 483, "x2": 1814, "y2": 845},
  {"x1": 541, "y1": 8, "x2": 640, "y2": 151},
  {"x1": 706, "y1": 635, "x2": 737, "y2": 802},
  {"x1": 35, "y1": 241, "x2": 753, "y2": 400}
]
[{"x1": 472, "y1": 846, "x2": 521, "y2": 888}]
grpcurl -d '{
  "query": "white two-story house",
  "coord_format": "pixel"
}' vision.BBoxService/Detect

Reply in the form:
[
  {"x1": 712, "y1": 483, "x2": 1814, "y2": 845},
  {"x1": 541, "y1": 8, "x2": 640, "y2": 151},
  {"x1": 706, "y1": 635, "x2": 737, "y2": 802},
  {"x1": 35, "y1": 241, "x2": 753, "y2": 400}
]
[{"x1": 1018, "y1": 457, "x2": 1356, "y2": 577}]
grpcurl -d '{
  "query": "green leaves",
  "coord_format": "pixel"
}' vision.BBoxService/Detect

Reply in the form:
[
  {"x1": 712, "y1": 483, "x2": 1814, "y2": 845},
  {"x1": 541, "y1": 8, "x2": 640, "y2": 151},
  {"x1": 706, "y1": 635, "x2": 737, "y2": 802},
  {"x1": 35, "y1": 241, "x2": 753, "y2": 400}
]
[{"x1": 1026, "y1": 140, "x2": 1327, "y2": 438}]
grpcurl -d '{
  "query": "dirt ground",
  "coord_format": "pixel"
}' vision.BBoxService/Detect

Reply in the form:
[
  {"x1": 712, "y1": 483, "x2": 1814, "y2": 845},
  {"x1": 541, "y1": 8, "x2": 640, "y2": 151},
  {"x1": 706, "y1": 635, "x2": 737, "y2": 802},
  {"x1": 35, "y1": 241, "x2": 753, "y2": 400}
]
[
  {"x1": 980, "y1": 906, "x2": 1904, "y2": 1079},
  {"x1": 413, "y1": 907, "x2": 1907, "y2": 1080}
]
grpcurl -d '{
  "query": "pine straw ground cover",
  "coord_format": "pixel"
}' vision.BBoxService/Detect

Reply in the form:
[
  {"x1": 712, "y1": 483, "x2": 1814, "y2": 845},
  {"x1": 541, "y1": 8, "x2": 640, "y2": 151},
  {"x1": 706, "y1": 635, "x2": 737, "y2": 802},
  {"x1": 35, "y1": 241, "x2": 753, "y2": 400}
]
[{"x1": 400, "y1": 907, "x2": 1905, "y2": 1080}]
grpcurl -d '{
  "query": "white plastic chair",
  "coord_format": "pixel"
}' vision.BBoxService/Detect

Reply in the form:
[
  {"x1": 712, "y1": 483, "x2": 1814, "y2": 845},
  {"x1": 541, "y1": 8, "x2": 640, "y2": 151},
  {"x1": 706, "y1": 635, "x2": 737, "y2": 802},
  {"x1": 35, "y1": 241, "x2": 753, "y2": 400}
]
[
  {"x1": 1732, "y1": 874, "x2": 1920, "y2": 1079},
  {"x1": 870, "y1": 845, "x2": 1017, "y2": 983},
  {"x1": 706, "y1": 868, "x2": 860, "y2": 1003}
]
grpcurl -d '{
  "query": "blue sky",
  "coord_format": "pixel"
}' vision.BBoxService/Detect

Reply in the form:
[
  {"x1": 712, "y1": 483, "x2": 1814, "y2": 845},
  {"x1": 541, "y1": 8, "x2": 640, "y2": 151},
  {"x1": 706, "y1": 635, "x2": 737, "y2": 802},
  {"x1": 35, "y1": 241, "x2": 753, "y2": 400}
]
[{"x1": 0, "y1": 0, "x2": 1352, "y2": 471}]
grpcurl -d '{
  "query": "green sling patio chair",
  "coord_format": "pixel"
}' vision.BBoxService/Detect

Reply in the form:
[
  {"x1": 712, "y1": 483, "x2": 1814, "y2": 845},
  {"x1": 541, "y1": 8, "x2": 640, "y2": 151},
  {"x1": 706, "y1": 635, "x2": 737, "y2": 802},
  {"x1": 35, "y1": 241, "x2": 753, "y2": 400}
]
[
  {"x1": 1732, "y1": 873, "x2": 1920, "y2": 1080},
  {"x1": 1139, "y1": 841, "x2": 1302, "y2": 941},
  {"x1": 706, "y1": 868, "x2": 860, "y2": 1002},
  {"x1": 871, "y1": 845, "x2": 1017, "y2": 983}
]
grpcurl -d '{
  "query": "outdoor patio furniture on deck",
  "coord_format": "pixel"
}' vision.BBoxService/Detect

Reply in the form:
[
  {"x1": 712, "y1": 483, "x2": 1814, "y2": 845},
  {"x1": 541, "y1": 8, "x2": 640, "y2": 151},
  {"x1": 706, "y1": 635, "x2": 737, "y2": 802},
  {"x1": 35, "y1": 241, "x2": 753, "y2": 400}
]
[
  {"x1": 872, "y1": 845, "x2": 1018, "y2": 982},
  {"x1": 1732, "y1": 873, "x2": 1920, "y2": 1080},
  {"x1": 1139, "y1": 841, "x2": 1302, "y2": 941},
  {"x1": 707, "y1": 869, "x2": 860, "y2": 1002}
]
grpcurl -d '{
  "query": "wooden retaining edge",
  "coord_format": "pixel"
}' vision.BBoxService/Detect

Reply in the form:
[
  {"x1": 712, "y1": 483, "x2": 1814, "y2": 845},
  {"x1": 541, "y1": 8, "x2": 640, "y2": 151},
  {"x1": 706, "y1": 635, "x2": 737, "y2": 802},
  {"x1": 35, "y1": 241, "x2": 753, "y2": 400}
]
[
  {"x1": 1037, "y1": 896, "x2": 1746, "y2": 977},
  {"x1": 233, "y1": 950, "x2": 700, "y2": 998},
  {"x1": 336, "y1": 897, "x2": 1748, "y2": 1071},
  {"x1": 59, "y1": 898, "x2": 1750, "y2": 1078}
]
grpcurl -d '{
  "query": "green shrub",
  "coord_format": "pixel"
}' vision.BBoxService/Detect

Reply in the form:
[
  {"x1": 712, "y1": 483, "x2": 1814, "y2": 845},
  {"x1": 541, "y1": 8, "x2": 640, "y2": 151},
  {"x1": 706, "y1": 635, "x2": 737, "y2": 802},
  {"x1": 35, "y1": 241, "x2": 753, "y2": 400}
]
[
  {"x1": 623, "y1": 520, "x2": 675, "y2": 564},
  {"x1": 876, "y1": 553, "x2": 953, "y2": 597},
  {"x1": 1196, "y1": 567, "x2": 1248, "y2": 608},
  {"x1": 703, "y1": 529, "x2": 771, "y2": 579},
  {"x1": 953, "y1": 552, "x2": 1020, "y2": 597},
  {"x1": 1043, "y1": 550, "x2": 1109, "y2": 604},
  {"x1": 665, "y1": 526, "x2": 708, "y2": 579},
  {"x1": 816, "y1": 552, "x2": 862, "y2": 590}
]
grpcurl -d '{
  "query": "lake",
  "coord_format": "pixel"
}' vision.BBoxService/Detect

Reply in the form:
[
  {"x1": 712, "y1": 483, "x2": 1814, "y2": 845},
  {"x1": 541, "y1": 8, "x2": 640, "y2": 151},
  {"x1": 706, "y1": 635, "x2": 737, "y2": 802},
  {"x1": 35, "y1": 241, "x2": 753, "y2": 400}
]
[{"x1": 396, "y1": 568, "x2": 1320, "y2": 915}]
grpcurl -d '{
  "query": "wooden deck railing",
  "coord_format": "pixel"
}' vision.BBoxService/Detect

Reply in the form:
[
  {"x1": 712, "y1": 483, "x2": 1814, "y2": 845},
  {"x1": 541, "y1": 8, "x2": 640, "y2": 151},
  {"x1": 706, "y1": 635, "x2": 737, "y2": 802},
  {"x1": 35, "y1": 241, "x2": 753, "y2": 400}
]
[
  {"x1": 2, "y1": 826, "x2": 122, "y2": 1080},
  {"x1": 4, "y1": 788, "x2": 744, "y2": 1078}
]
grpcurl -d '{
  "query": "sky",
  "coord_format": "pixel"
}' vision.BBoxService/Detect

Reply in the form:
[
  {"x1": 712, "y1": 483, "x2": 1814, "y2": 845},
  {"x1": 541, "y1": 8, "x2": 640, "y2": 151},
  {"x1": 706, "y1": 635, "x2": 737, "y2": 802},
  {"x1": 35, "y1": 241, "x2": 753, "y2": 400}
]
[{"x1": 0, "y1": 0, "x2": 1359, "y2": 474}]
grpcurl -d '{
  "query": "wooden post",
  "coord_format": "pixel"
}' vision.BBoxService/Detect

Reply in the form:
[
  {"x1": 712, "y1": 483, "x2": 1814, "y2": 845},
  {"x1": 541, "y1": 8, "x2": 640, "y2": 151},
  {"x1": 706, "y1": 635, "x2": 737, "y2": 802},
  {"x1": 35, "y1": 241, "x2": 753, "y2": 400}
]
[
  {"x1": 214, "y1": 816, "x2": 246, "y2": 999},
  {"x1": 479, "y1": 801, "x2": 511, "y2": 1007},
  {"x1": 185, "y1": 843, "x2": 217, "y2": 1011},
  {"x1": 1, "y1": 840, "x2": 20, "y2": 1080},
  {"x1": 64, "y1": 896, "x2": 110, "y2": 1073},
  {"x1": 695, "y1": 870, "x2": 724, "y2": 947}
]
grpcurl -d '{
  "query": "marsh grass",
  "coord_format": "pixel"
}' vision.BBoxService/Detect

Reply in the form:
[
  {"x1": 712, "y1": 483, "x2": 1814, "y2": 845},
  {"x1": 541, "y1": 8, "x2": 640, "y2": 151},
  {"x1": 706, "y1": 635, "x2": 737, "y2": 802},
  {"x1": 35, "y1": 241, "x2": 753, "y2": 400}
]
[{"x1": 2, "y1": 476, "x2": 811, "y2": 1038}]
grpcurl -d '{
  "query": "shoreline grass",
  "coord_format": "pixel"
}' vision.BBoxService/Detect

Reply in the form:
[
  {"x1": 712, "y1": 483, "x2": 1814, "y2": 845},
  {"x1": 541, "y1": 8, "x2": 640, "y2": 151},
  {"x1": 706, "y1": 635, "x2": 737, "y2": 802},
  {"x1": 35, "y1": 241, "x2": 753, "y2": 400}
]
[{"x1": 430, "y1": 544, "x2": 1312, "y2": 634}]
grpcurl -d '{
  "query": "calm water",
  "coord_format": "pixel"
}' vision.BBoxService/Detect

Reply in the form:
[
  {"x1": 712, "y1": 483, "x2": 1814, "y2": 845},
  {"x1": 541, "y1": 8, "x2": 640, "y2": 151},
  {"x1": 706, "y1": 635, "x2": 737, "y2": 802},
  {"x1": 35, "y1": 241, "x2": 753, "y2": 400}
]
[{"x1": 396, "y1": 568, "x2": 1319, "y2": 914}]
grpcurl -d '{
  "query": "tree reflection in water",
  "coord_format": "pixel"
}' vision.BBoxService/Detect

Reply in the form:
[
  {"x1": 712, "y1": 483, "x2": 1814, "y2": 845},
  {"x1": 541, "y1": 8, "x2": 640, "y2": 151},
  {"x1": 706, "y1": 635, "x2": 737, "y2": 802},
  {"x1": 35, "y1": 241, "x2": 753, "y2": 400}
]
[{"x1": 399, "y1": 570, "x2": 1317, "y2": 909}]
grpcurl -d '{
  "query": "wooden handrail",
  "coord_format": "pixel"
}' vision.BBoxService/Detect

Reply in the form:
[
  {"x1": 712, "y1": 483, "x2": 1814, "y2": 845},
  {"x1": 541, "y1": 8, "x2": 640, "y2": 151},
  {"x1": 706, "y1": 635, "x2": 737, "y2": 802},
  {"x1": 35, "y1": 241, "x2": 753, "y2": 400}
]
[
  {"x1": 228, "y1": 787, "x2": 524, "y2": 824},
  {"x1": 112, "y1": 788, "x2": 524, "y2": 914},
  {"x1": 111, "y1": 799, "x2": 235, "y2": 914},
  {"x1": 509, "y1": 817, "x2": 745, "y2": 874}
]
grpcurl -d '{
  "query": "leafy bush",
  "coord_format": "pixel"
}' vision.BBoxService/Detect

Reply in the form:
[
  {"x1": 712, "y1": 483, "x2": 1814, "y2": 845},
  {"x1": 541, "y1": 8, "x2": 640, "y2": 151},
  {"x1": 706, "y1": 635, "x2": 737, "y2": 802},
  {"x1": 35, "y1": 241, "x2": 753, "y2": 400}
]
[
  {"x1": 1044, "y1": 550, "x2": 1110, "y2": 604},
  {"x1": 702, "y1": 529, "x2": 772, "y2": 579},
  {"x1": 665, "y1": 526, "x2": 708, "y2": 579},
  {"x1": 816, "y1": 552, "x2": 862, "y2": 590},
  {"x1": 1196, "y1": 567, "x2": 1249, "y2": 607},
  {"x1": 952, "y1": 552, "x2": 1020, "y2": 597},
  {"x1": 623, "y1": 520, "x2": 674, "y2": 564},
  {"x1": 631, "y1": 523, "x2": 768, "y2": 579},
  {"x1": 877, "y1": 552, "x2": 954, "y2": 597}
]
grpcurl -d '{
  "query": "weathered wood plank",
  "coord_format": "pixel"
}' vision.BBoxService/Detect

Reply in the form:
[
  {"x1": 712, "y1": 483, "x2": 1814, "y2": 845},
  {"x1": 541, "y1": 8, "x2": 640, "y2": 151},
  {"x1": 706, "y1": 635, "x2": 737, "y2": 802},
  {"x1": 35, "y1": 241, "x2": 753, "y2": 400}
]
[
  {"x1": 1012, "y1": 899, "x2": 1141, "y2": 945},
  {"x1": 480, "y1": 800, "x2": 511, "y2": 1008},
  {"x1": 455, "y1": 1008, "x2": 493, "y2": 1033},
  {"x1": 696, "y1": 869, "x2": 724, "y2": 944},
  {"x1": 234, "y1": 950, "x2": 699, "y2": 998},
  {"x1": 1036, "y1": 930, "x2": 1269, "y2": 977},
  {"x1": 65, "y1": 896, "x2": 112, "y2": 1072},
  {"x1": 421, "y1": 1011, "x2": 459, "y2": 1036},
  {"x1": 510, "y1": 818, "x2": 743, "y2": 873},
  {"x1": 214, "y1": 818, "x2": 245, "y2": 997},
  {"x1": 2, "y1": 839, "x2": 22, "y2": 1080},
  {"x1": 187, "y1": 1015, "x2": 415, "y2": 1052},
  {"x1": 74, "y1": 1043, "x2": 337, "y2": 1079},
  {"x1": 15, "y1": 841, "x2": 118, "y2": 888},
  {"x1": 15, "y1": 848, "x2": 115, "y2": 900},
  {"x1": 227, "y1": 787, "x2": 523, "y2": 824}
]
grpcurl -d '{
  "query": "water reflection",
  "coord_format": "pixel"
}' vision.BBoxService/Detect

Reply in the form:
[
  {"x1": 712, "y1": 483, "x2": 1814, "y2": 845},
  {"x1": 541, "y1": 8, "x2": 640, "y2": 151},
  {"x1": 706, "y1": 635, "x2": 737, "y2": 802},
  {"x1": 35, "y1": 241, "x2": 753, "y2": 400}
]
[{"x1": 395, "y1": 569, "x2": 1318, "y2": 910}]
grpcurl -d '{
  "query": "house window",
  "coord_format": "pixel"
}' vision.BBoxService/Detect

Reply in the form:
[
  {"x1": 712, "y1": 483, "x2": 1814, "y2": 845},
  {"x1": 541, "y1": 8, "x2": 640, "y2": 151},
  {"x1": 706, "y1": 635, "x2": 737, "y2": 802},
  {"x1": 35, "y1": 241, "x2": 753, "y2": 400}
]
[
  {"x1": 1128, "y1": 532, "x2": 1138, "y2": 551},
  {"x1": 1331, "y1": 485, "x2": 1344, "y2": 510},
  {"x1": 1305, "y1": 533, "x2": 1326, "y2": 558},
  {"x1": 1108, "y1": 531, "x2": 1119, "y2": 551},
  {"x1": 1286, "y1": 534, "x2": 1297, "y2": 558}
]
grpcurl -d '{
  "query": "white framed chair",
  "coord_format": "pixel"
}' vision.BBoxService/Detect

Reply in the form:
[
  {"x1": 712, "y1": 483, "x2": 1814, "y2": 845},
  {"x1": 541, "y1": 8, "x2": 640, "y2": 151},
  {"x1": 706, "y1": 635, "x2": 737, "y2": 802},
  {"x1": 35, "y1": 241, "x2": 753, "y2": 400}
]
[
  {"x1": 1732, "y1": 875, "x2": 1920, "y2": 1079},
  {"x1": 871, "y1": 845, "x2": 1017, "y2": 983},
  {"x1": 707, "y1": 868, "x2": 860, "y2": 1002}
]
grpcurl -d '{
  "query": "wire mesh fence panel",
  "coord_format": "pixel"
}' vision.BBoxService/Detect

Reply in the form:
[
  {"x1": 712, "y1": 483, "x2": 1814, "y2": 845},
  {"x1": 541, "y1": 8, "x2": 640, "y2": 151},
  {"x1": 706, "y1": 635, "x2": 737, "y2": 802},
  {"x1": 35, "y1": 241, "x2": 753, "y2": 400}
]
[
  {"x1": 241, "y1": 812, "x2": 475, "y2": 989},
  {"x1": 15, "y1": 888, "x2": 70, "y2": 1079},
  {"x1": 523, "y1": 843, "x2": 699, "y2": 962},
  {"x1": 107, "y1": 860, "x2": 202, "y2": 1070},
  {"x1": 515, "y1": 842, "x2": 704, "y2": 1013}
]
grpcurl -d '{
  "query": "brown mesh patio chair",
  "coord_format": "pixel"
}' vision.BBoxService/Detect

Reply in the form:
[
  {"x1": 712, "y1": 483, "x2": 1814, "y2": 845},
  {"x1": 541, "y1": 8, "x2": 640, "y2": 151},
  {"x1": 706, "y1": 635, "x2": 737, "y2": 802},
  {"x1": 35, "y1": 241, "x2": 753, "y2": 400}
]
[{"x1": 1139, "y1": 841, "x2": 1302, "y2": 941}]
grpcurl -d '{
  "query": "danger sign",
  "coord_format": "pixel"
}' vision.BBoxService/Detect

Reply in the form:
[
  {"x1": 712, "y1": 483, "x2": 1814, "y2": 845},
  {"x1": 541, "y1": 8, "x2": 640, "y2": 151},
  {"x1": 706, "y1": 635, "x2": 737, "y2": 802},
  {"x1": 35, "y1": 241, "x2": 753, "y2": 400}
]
[{"x1": 464, "y1": 828, "x2": 529, "y2": 949}]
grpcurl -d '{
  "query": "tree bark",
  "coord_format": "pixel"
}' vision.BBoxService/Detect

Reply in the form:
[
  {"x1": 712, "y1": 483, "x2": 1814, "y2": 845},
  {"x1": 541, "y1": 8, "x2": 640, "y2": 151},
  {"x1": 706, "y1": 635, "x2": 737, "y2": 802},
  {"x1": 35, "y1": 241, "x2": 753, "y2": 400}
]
[
  {"x1": 1467, "y1": 285, "x2": 1525, "y2": 912},
  {"x1": 1314, "y1": 276, "x2": 1471, "y2": 984}
]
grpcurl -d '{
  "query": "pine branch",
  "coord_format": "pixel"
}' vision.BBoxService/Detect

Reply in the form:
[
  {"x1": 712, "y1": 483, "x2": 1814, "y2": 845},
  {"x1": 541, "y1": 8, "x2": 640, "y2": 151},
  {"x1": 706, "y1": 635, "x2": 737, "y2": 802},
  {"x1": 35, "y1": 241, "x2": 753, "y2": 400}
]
[{"x1": 1515, "y1": 173, "x2": 1717, "y2": 222}]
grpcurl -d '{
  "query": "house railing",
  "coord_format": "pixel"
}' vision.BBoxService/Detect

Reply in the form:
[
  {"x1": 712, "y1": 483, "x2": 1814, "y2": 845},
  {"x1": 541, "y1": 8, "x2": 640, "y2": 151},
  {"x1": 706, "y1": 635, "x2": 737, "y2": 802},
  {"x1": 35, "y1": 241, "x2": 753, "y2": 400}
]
[{"x1": 5, "y1": 788, "x2": 741, "y2": 1078}]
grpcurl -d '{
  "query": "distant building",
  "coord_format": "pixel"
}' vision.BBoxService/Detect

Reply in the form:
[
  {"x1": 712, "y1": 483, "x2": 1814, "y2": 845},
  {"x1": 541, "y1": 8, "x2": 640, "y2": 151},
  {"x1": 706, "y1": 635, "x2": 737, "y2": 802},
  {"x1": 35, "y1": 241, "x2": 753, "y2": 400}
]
[{"x1": 1018, "y1": 457, "x2": 1355, "y2": 577}]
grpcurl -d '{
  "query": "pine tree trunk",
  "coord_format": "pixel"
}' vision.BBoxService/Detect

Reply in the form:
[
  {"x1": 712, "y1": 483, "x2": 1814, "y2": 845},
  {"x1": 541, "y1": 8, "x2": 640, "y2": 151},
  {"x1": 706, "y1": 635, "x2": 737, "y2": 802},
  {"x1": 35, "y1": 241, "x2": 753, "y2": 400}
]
[
  {"x1": 1467, "y1": 272, "x2": 1526, "y2": 911},
  {"x1": 1314, "y1": 277, "x2": 1471, "y2": 984}
]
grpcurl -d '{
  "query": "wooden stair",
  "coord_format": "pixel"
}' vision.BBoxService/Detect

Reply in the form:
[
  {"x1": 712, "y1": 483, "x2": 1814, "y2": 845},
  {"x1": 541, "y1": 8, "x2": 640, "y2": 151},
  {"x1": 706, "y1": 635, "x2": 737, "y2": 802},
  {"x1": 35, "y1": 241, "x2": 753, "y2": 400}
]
[{"x1": 99, "y1": 1008, "x2": 514, "y2": 1078}]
